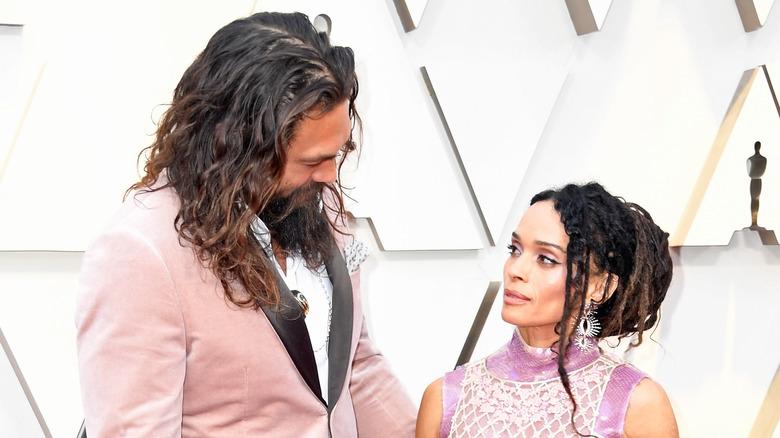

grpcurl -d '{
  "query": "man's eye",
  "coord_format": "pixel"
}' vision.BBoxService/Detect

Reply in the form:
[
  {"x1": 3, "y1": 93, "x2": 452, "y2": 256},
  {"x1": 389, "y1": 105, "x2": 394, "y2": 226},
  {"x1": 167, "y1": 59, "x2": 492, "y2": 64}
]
[{"x1": 342, "y1": 140, "x2": 356, "y2": 153}]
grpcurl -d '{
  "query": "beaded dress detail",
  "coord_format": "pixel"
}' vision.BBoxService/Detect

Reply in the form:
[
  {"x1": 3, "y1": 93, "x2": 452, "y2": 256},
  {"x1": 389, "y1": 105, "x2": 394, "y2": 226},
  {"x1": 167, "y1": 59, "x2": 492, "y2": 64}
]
[{"x1": 440, "y1": 330, "x2": 647, "y2": 438}]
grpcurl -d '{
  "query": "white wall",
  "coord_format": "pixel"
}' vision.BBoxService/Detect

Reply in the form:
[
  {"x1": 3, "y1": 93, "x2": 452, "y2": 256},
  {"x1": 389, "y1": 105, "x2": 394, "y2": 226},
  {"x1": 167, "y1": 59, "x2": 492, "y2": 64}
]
[
  {"x1": 1, "y1": 0, "x2": 780, "y2": 436},
  {"x1": 654, "y1": 231, "x2": 780, "y2": 437}
]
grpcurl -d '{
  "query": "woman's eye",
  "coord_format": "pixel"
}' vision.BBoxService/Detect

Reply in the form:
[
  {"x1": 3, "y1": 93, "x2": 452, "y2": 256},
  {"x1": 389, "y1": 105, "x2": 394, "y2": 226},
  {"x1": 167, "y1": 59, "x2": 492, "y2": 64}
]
[
  {"x1": 506, "y1": 244, "x2": 521, "y2": 256},
  {"x1": 538, "y1": 255, "x2": 560, "y2": 266}
]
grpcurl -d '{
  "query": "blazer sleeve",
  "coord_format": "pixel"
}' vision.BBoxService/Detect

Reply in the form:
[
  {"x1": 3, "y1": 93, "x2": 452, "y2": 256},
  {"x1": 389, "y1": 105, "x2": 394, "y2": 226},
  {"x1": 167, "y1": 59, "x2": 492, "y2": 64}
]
[
  {"x1": 331, "y1": 209, "x2": 416, "y2": 436},
  {"x1": 349, "y1": 314, "x2": 417, "y2": 437},
  {"x1": 75, "y1": 228, "x2": 186, "y2": 438}
]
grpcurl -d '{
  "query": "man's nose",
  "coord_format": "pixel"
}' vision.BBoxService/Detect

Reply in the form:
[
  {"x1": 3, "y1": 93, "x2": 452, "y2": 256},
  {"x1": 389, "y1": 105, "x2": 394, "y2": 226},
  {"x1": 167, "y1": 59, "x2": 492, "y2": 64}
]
[{"x1": 312, "y1": 159, "x2": 337, "y2": 184}]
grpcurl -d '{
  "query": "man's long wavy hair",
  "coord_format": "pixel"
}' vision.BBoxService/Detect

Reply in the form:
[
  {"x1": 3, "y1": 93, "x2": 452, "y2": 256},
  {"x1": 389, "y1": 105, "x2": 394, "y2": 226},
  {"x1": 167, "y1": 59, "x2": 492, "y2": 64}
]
[{"x1": 127, "y1": 12, "x2": 360, "y2": 309}]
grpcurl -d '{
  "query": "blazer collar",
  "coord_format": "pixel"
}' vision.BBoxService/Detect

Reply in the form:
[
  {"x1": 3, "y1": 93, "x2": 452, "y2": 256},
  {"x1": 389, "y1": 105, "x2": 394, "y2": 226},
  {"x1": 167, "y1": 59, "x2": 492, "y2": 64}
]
[
  {"x1": 324, "y1": 243, "x2": 354, "y2": 410},
  {"x1": 260, "y1": 271, "x2": 324, "y2": 404},
  {"x1": 259, "y1": 240, "x2": 354, "y2": 410}
]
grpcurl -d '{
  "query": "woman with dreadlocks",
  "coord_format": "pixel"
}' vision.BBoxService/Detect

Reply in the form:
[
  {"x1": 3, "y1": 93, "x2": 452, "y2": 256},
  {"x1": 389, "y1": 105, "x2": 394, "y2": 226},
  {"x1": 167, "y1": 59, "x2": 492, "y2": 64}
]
[{"x1": 416, "y1": 182, "x2": 678, "y2": 437}]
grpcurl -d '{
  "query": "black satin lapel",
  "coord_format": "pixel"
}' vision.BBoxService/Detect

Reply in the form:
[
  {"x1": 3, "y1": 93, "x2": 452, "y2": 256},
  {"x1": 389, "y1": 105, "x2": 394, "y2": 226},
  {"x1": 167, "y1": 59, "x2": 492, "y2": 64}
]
[
  {"x1": 325, "y1": 244, "x2": 354, "y2": 411},
  {"x1": 260, "y1": 272, "x2": 324, "y2": 405}
]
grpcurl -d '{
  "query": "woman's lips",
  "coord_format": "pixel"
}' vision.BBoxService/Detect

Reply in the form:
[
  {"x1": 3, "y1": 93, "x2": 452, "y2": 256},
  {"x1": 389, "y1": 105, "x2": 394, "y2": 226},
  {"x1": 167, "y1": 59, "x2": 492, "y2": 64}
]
[{"x1": 504, "y1": 289, "x2": 531, "y2": 305}]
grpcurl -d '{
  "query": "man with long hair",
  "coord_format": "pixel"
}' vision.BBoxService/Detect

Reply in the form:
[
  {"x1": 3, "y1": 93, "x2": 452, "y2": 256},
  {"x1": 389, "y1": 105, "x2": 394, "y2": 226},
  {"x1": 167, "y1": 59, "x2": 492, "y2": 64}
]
[{"x1": 75, "y1": 12, "x2": 415, "y2": 437}]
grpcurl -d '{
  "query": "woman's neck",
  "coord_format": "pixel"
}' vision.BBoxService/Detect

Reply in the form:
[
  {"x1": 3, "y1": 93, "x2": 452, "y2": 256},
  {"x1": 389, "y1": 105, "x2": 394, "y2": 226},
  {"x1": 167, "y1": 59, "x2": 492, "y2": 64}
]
[{"x1": 516, "y1": 325, "x2": 560, "y2": 348}]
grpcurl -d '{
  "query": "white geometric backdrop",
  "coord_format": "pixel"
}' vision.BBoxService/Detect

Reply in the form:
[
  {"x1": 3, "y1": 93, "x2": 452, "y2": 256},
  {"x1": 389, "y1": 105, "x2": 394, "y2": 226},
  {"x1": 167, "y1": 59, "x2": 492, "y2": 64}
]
[{"x1": 1, "y1": 1, "x2": 780, "y2": 436}]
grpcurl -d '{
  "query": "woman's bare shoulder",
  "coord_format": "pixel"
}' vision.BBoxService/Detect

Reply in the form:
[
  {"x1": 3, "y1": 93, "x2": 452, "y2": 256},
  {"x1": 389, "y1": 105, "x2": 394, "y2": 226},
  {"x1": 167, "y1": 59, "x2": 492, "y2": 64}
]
[{"x1": 623, "y1": 378, "x2": 679, "y2": 438}]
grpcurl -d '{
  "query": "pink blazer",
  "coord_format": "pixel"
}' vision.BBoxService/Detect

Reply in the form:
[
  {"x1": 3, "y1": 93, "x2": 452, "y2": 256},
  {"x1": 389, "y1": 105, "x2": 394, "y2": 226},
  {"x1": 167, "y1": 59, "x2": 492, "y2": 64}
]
[{"x1": 75, "y1": 186, "x2": 416, "y2": 437}]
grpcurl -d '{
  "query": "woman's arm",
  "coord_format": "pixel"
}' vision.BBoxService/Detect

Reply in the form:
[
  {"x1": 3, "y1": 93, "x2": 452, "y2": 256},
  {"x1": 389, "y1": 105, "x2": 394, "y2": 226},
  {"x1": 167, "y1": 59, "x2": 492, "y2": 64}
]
[
  {"x1": 416, "y1": 378, "x2": 444, "y2": 438},
  {"x1": 623, "y1": 378, "x2": 679, "y2": 438}
]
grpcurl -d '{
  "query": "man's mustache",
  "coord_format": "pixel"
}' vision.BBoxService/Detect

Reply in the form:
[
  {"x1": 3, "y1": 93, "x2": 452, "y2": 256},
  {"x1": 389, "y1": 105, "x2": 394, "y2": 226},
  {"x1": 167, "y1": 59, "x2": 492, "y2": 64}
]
[{"x1": 262, "y1": 182, "x2": 324, "y2": 224}]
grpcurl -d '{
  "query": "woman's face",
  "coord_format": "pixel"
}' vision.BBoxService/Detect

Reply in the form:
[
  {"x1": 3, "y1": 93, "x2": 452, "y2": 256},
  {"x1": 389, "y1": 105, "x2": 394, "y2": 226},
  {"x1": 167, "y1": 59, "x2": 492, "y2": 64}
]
[{"x1": 502, "y1": 200, "x2": 570, "y2": 346}]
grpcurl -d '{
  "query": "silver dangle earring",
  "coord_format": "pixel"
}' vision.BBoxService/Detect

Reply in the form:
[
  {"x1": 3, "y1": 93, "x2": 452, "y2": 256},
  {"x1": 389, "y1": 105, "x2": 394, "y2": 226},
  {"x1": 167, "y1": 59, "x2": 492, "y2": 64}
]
[{"x1": 575, "y1": 301, "x2": 601, "y2": 353}]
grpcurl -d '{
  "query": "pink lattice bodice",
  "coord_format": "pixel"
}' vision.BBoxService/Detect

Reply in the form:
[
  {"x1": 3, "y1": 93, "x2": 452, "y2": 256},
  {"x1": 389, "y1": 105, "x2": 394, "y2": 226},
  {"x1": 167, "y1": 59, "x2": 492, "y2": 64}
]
[{"x1": 441, "y1": 330, "x2": 647, "y2": 438}]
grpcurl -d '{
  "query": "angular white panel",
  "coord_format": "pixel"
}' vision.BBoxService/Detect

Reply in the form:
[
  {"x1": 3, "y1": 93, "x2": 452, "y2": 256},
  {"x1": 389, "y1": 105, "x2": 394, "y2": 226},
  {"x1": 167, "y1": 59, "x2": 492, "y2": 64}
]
[
  {"x1": 405, "y1": 0, "x2": 571, "y2": 245},
  {"x1": 748, "y1": 363, "x2": 780, "y2": 437},
  {"x1": 0, "y1": 328, "x2": 47, "y2": 437},
  {"x1": 685, "y1": 66, "x2": 780, "y2": 246},
  {"x1": 0, "y1": 0, "x2": 24, "y2": 25},
  {"x1": 350, "y1": 217, "x2": 494, "y2": 404},
  {"x1": 0, "y1": 251, "x2": 83, "y2": 438},
  {"x1": 755, "y1": 0, "x2": 776, "y2": 21},
  {"x1": 405, "y1": 0, "x2": 429, "y2": 29},
  {"x1": 736, "y1": 0, "x2": 776, "y2": 32},
  {"x1": 656, "y1": 231, "x2": 780, "y2": 436},
  {"x1": 391, "y1": 0, "x2": 429, "y2": 32},
  {"x1": 0, "y1": 252, "x2": 84, "y2": 437},
  {"x1": 566, "y1": 0, "x2": 614, "y2": 35},
  {"x1": 0, "y1": 25, "x2": 25, "y2": 183},
  {"x1": 589, "y1": 0, "x2": 613, "y2": 29}
]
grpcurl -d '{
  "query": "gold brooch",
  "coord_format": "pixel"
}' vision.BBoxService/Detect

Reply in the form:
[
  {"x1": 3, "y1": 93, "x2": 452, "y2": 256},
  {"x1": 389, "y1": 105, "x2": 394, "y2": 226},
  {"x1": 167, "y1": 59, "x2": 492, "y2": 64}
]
[{"x1": 291, "y1": 289, "x2": 309, "y2": 316}]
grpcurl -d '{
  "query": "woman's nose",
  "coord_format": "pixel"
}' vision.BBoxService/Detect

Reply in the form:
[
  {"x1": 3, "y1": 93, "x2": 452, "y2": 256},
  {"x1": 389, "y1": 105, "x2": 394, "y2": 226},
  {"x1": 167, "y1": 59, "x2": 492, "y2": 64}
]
[{"x1": 505, "y1": 254, "x2": 530, "y2": 282}]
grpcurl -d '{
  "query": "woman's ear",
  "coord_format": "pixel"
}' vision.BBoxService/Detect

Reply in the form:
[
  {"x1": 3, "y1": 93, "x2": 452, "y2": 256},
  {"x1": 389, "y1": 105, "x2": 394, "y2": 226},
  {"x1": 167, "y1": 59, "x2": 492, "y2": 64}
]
[{"x1": 588, "y1": 273, "x2": 619, "y2": 303}]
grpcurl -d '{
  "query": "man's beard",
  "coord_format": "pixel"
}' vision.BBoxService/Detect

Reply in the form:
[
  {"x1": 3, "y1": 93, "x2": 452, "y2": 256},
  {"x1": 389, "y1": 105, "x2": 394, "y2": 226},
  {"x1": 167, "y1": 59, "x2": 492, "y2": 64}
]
[{"x1": 258, "y1": 182, "x2": 334, "y2": 265}]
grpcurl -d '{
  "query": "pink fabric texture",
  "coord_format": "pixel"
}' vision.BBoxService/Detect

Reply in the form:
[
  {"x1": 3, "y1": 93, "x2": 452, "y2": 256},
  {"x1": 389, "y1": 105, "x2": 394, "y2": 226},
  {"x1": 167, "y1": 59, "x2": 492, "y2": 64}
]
[
  {"x1": 75, "y1": 186, "x2": 416, "y2": 437},
  {"x1": 441, "y1": 330, "x2": 646, "y2": 437}
]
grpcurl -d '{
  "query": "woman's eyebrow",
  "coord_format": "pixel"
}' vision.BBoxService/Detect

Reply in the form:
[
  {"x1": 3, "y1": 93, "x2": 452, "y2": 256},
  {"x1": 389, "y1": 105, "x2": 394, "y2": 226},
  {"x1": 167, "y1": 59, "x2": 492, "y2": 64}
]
[{"x1": 511, "y1": 232, "x2": 565, "y2": 252}]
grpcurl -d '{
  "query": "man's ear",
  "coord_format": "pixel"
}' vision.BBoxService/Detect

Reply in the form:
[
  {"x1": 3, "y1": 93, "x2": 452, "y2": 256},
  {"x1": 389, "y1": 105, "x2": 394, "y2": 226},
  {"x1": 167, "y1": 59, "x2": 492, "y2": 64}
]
[{"x1": 588, "y1": 273, "x2": 619, "y2": 303}]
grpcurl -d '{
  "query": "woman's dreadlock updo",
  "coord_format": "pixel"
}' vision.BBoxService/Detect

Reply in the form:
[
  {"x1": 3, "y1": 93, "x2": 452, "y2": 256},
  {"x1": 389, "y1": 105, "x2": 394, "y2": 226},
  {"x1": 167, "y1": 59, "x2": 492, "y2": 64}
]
[
  {"x1": 530, "y1": 181, "x2": 673, "y2": 437},
  {"x1": 531, "y1": 181, "x2": 672, "y2": 345}
]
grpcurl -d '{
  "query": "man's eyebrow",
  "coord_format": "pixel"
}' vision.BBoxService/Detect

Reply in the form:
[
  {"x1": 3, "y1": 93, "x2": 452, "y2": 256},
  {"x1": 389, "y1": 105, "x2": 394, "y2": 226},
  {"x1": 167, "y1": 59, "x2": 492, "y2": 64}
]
[
  {"x1": 511, "y1": 232, "x2": 565, "y2": 252},
  {"x1": 299, "y1": 152, "x2": 339, "y2": 163},
  {"x1": 297, "y1": 140, "x2": 351, "y2": 164}
]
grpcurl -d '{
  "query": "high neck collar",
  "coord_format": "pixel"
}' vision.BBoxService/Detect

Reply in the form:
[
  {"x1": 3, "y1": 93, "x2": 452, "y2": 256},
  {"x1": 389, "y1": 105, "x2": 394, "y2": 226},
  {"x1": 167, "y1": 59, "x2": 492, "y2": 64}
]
[{"x1": 485, "y1": 329, "x2": 600, "y2": 381}]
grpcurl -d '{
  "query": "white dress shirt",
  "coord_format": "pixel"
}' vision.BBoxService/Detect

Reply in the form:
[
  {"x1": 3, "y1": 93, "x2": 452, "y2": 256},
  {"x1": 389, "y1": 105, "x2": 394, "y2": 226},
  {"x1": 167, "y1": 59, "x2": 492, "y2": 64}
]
[{"x1": 250, "y1": 215, "x2": 332, "y2": 403}]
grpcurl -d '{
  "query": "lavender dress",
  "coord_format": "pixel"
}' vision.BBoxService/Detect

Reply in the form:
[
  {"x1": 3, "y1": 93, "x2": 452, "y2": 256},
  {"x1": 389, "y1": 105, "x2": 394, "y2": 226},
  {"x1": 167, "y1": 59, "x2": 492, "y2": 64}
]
[{"x1": 440, "y1": 330, "x2": 646, "y2": 437}]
